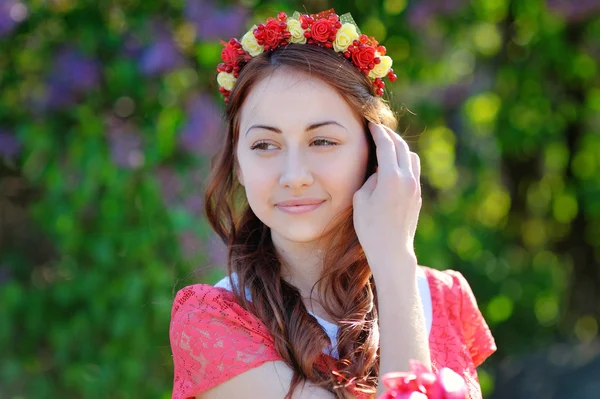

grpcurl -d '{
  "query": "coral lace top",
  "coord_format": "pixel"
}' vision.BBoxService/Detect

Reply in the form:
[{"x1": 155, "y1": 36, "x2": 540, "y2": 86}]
[{"x1": 170, "y1": 267, "x2": 496, "y2": 399}]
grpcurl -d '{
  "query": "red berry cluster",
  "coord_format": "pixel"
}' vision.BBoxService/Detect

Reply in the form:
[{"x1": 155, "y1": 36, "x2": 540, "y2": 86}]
[
  {"x1": 342, "y1": 37, "x2": 397, "y2": 96},
  {"x1": 216, "y1": 38, "x2": 251, "y2": 100},
  {"x1": 298, "y1": 9, "x2": 343, "y2": 48},
  {"x1": 253, "y1": 12, "x2": 291, "y2": 51}
]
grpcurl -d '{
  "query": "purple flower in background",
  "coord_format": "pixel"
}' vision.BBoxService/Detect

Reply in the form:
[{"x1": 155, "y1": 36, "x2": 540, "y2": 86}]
[
  {"x1": 105, "y1": 117, "x2": 144, "y2": 169},
  {"x1": 183, "y1": 193, "x2": 204, "y2": 215},
  {"x1": 441, "y1": 84, "x2": 470, "y2": 109},
  {"x1": 179, "y1": 93, "x2": 223, "y2": 156},
  {"x1": 178, "y1": 230, "x2": 203, "y2": 260},
  {"x1": 408, "y1": 0, "x2": 467, "y2": 28},
  {"x1": 0, "y1": 1, "x2": 28, "y2": 37},
  {"x1": 436, "y1": 0, "x2": 468, "y2": 15},
  {"x1": 407, "y1": 3, "x2": 437, "y2": 28},
  {"x1": 547, "y1": 0, "x2": 600, "y2": 23},
  {"x1": 0, "y1": 129, "x2": 21, "y2": 158},
  {"x1": 51, "y1": 47, "x2": 101, "y2": 92},
  {"x1": 185, "y1": 0, "x2": 248, "y2": 41},
  {"x1": 139, "y1": 21, "x2": 186, "y2": 76},
  {"x1": 156, "y1": 166, "x2": 181, "y2": 207},
  {"x1": 32, "y1": 47, "x2": 101, "y2": 111},
  {"x1": 122, "y1": 32, "x2": 144, "y2": 60}
]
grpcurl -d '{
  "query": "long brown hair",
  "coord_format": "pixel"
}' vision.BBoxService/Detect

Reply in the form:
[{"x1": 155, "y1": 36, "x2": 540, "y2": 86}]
[{"x1": 204, "y1": 43, "x2": 398, "y2": 398}]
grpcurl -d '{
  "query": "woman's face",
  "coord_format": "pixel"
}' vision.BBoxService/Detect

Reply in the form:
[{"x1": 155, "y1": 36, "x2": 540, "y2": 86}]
[{"x1": 236, "y1": 69, "x2": 370, "y2": 245}]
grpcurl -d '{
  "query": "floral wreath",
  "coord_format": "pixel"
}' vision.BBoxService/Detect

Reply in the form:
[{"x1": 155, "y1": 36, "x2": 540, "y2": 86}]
[{"x1": 216, "y1": 8, "x2": 397, "y2": 103}]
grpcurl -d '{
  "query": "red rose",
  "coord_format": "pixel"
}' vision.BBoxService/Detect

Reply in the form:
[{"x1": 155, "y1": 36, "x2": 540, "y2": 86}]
[
  {"x1": 352, "y1": 46, "x2": 376, "y2": 69},
  {"x1": 311, "y1": 18, "x2": 332, "y2": 42},
  {"x1": 221, "y1": 45, "x2": 238, "y2": 64},
  {"x1": 262, "y1": 19, "x2": 283, "y2": 49}
]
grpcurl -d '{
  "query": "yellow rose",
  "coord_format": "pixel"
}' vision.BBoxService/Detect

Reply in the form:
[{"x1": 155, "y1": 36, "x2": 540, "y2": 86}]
[
  {"x1": 368, "y1": 54, "x2": 393, "y2": 79},
  {"x1": 287, "y1": 18, "x2": 307, "y2": 44},
  {"x1": 333, "y1": 23, "x2": 359, "y2": 53},
  {"x1": 241, "y1": 26, "x2": 264, "y2": 57},
  {"x1": 217, "y1": 71, "x2": 236, "y2": 91}
]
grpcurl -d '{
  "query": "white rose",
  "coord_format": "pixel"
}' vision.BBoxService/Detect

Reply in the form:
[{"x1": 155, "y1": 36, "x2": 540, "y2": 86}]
[
  {"x1": 217, "y1": 71, "x2": 237, "y2": 91},
  {"x1": 287, "y1": 18, "x2": 307, "y2": 44},
  {"x1": 241, "y1": 26, "x2": 264, "y2": 57},
  {"x1": 368, "y1": 54, "x2": 393, "y2": 79},
  {"x1": 333, "y1": 23, "x2": 359, "y2": 52}
]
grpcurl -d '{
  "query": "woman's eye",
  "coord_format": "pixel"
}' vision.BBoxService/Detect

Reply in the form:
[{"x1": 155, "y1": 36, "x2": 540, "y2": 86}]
[
  {"x1": 311, "y1": 139, "x2": 338, "y2": 147},
  {"x1": 250, "y1": 141, "x2": 277, "y2": 151},
  {"x1": 250, "y1": 139, "x2": 338, "y2": 151}
]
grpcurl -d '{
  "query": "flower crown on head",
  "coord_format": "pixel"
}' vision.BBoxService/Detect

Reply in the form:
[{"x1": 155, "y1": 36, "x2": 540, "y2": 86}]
[{"x1": 216, "y1": 8, "x2": 397, "y2": 103}]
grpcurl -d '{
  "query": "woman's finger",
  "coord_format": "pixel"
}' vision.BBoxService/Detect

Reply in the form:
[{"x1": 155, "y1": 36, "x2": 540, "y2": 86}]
[
  {"x1": 362, "y1": 172, "x2": 378, "y2": 194},
  {"x1": 410, "y1": 152, "x2": 421, "y2": 198},
  {"x1": 368, "y1": 122, "x2": 398, "y2": 173},
  {"x1": 380, "y1": 124, "x2": 412, "y2": 176},
  {"x1": 354, "y1": 172, "x2": 378, "y2": 205}
]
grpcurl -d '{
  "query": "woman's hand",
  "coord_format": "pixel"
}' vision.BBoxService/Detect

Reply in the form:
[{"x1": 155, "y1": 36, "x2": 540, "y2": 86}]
[
  {"x1": 354, "y1": 124, "x2": 431, "y2": 383},
  {"x1": 353, "y1": 122, "x2": 422, "y2": 274}
]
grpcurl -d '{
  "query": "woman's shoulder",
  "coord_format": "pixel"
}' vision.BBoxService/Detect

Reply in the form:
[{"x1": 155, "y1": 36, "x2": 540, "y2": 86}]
[
  {"x1": 170, "y1": 283, "x2": 243, "y2": 330},
  {"x1": 170, "y1": 282, "x2": 282, "y2": 398},
  {"x1": 419, "y1": 265, "x2": 475, "y2": 302},
  {"x1": 170, "y1": 281, "x2": 269, "y2": 335},
  {"x1": 420, "y1": 266, "x2": 497, "y2": 370},
  {"x1": 420, "y1": 265, "x2": 462, "y2": 285},
  {"x1": 419, "y1": 265, "x2": 486, "y2": 322},
  {"x1": 171, "y1": 283, "x2": 236, "y2": 318}
]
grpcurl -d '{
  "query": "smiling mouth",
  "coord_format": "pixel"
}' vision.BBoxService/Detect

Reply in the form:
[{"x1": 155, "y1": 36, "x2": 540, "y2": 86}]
[{"x1": 276, "y1": 201, "x2": 325, "y2": 214}]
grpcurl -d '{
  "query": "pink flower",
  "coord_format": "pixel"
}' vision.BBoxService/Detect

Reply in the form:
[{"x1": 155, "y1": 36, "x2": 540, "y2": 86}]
[{"x1": 378, "y1": 360, "x2": 468, "y2": 399}]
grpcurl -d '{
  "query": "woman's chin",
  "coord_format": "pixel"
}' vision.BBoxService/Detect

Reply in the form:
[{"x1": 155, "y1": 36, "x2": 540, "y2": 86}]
[{"x1": 271, "y1": 226, "x2": 326, "y2": 245}]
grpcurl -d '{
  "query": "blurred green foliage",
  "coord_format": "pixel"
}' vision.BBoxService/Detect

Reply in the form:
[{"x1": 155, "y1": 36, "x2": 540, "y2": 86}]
[{"x1": 0, "y1": 0, "x2": 599, "y2": 397}]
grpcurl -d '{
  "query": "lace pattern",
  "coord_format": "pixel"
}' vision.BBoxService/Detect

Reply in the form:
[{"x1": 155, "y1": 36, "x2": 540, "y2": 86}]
[
  {"x1": 170, "y1": 267, "x2": 496, "y2": 399},
  {"x1": 425, "y1": 268, "x2": 497, "y2": 399},
  {"x1": 170, "y1": 285, "x2": 282, "y2": 399}
]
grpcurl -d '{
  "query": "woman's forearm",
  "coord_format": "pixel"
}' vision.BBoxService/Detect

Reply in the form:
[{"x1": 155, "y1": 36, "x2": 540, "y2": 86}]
[{"x1": 370, "y1": 252, "x2": 431, "y2": 397}]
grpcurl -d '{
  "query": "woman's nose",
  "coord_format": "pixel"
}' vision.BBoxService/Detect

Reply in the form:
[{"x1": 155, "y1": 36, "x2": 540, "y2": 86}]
[{"x1": 278, "y1": 150, "x2": 314, "y2": 189}]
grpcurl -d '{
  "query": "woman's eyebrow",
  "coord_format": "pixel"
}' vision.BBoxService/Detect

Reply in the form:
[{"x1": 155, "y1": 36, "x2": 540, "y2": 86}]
[{"x1": 244, "y1": 120, "x2": 347, "y2": 137}]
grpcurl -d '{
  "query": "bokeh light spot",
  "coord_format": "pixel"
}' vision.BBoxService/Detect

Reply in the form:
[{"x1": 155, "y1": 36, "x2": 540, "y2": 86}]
[
  {"x1": 477, "y1": 186, "x2": 511, "y2": 227},
  {"x1": 544, "y1": 141, "x2": 569, "y2": 173},
  {"x1": 522, "y1": 219, "x2": 547, "y2": 248},
  {"x1": 10, "y1": 3, "x2": 28, "y2": 22},
  {"x1": 552, "y1": 192, "x2": 578, "y2": 224},
  {"x1": 472, "y1": 23, "x2": 502, "y2": 56},
  {"x1": 487, "y1": 295, "x2": 514, "y2": 323},
  {"x1": 535, "y1": 294, "x2": 559, "y2": 326},
  {"x1": 114, "y1": 97, "x2": 136, "y2": 118},
  {"x1": 449, "y1": 227, "x2": 482, "y2": 260},
  {"x1": 384, "y1": 0, "x2": 408, "y2": 15},
  {"x1": 465, "y1": 92, "x2": 501, "y2": 125},
  {"x1": 474, "y1": 0, "x2": 509, "y2": 23},
  {"x1": 573, "y1": 53, "x2": 596, "y2": 81},
  {"x1": 361, "y1": 16, "x2": 387, "y2": 42},
  {"x1": 419, "y1": 126, "x2": 458, "y2": 190}
]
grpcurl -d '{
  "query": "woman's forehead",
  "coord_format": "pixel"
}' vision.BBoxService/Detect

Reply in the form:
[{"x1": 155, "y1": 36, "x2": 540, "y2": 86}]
[{"x1": 240, "y1": 70, "x2": 358, "y2": 130}]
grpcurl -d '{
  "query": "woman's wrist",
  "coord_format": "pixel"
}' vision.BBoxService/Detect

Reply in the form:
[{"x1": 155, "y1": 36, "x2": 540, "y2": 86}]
[
  {"x1": 373, "y1": 250, "x2": 431, "y2": 383},
  {"x1": 367, "y1": 250, "x2": 418, "y2": 284}
]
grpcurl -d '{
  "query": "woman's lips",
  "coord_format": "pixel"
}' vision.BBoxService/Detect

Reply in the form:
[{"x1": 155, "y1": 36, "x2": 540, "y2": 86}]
[{"x1": 276, "y1": 201, "x2": 325, "y2": 214}]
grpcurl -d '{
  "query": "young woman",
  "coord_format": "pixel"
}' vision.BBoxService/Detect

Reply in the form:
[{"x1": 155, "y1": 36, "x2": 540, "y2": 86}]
[{"x1": 170, "y1": 9, "x2": 496, "y2": 399}]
